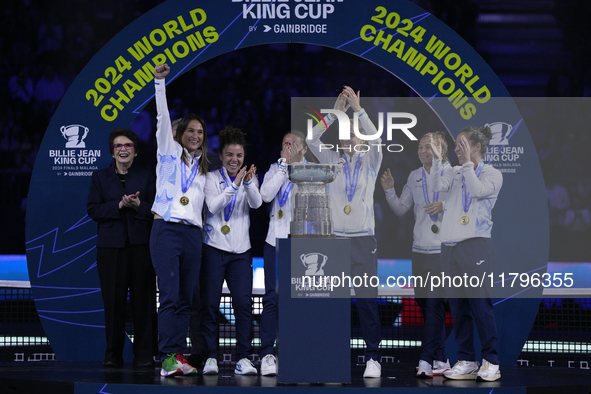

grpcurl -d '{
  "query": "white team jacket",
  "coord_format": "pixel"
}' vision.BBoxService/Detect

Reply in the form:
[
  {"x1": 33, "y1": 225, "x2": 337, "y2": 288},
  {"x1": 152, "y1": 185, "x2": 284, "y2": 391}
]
[
  {"x1": 260, "y1": 161, "x2": 294, "y2": 247},
  {"x1": 430, "y1": 159, "x2": 503, "y2": 245},
  {"x1": 307, "y1": 109, "x2": 382, "y2": 237},
  {"x1": 202, "y1": 167, "x2": 262, "y2": 253},
  {"x1": 152, "y1": 78, "x2": 207, "y2": 227},
  {"x1": 384, "y1": 164, "x2": 452, "y2": 254}
]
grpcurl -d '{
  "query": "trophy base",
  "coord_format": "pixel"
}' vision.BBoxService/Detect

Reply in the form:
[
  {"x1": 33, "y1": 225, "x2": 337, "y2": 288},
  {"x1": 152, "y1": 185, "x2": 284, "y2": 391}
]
[
  {"x1": 289, "y1": 234, "x2": 336, "y2": 238},
  {"x1": 290, "y1": 221, "x2": 333, "y2": 237}
]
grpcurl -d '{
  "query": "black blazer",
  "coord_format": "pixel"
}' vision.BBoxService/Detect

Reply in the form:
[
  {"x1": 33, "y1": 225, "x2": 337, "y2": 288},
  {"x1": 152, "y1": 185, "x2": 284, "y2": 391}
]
[{"x1": 87, "y1": 161, "x2": 156, "y2": 248}]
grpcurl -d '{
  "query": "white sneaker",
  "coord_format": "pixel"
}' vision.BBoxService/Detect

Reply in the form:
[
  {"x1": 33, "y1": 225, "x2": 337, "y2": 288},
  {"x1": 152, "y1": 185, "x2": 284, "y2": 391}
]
[
  {"x1": 433, "y1": 359, "x2": 451, "y2": 376},
  {"x1": 202, "y1": 358, "x2": 219, "y2": 375},
  {"x1": 443, "y1": 360, "x2": 479, "y2": 380},
  {"x1": 476, "y1": 359, "x2": 501, "y2": 381},
  {"x1": 235, "y1": 358, "x2": 257, "y2": 375},
  {"x1": 416, "y1": 360, "x2": 433, "y2": 378},
  {"x1": 260, "y1": 354, "x2": 278, "y2": 376},
  {"x1": 363, "y1": 359, "x2": 381, "y2": 378}
]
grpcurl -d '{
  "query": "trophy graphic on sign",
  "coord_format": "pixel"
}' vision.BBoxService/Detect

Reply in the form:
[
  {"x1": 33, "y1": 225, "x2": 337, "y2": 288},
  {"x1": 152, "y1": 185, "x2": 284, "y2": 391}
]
[
  {"x1": 301, "y1": 252, "x2": 328, "y2": 276},
  {"x1": 486, "y1": 121, "x2": 512, "y2": 146},
  {"x1": 60, "y1": 124, "x2": 90, "y2": 148}
]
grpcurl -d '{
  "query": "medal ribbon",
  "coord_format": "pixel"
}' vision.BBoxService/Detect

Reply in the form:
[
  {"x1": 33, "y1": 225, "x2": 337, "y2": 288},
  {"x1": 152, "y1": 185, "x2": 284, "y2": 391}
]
[
  {"x1": 277, "y1": 181, "x2": 292, "y2": 208},
  {"x1": 344, "y1": 155, "x2": 362, "y2": 203},
  {"x1": 462, "y1": 162, "x2": 484, "y2": 213},
  {"x1": 219, "y1": 168, "x2": 238, "y2": 223},
  {"x1": 181, "y1": 156, "x2": 199, "y2": 194},
  {"x1": 422, "y1": 163, "x2": 446, "y2": 221}
]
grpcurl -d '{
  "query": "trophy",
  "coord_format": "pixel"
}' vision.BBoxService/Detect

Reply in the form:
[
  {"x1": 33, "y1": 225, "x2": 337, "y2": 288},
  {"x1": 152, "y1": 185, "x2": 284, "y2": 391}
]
[{"x1": 288, "y1": 162, "x2": 341, "y2": 237}]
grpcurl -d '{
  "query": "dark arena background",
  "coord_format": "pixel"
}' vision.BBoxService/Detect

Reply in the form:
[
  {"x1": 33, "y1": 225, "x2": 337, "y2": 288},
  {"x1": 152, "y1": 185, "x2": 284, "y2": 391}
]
[{"x1": 1, "y1": 0, "x2": 591, "y2": 393}]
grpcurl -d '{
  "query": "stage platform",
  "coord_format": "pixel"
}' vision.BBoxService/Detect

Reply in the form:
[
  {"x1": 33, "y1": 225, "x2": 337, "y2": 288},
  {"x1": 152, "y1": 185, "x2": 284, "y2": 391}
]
[{"x1": 1, "y1": 361, "x2": 590, "y2": 394}]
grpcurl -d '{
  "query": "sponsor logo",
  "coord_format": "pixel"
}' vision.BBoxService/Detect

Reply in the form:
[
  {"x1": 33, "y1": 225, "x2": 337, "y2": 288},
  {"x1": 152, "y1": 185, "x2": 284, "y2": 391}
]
[
  {"x1": 234, "y1": 0, "x2": 338, "y2": 21},
  {"x1": 483, "y1": 121, "x2": 524, "y2": 174},
  {"x1": 50, "y1": 124, "x2": 100, "y2": 176}
]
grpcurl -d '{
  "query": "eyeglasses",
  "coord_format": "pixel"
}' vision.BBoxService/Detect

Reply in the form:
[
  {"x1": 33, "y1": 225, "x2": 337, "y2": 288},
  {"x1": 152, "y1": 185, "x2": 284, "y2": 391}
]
[{"x1": 113, "y1": 143, "x2": 134, "y2": 151}]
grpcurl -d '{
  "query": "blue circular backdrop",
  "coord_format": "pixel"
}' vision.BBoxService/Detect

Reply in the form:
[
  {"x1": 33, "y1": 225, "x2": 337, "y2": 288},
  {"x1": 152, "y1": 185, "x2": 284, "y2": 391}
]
[{"x1": 26, "y1": 0, "x2": 548, "y2": 362}]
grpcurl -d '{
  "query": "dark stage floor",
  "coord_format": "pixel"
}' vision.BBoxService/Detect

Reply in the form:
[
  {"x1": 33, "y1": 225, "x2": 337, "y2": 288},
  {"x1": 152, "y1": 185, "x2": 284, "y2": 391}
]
[{"x1": 1, "y1": 361, "x2": 590, "y2": 394}]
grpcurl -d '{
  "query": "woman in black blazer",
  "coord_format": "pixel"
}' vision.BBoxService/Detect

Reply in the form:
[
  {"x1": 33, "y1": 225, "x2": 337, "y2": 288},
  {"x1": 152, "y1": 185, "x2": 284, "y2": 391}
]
[{"x1": 87, "y1": 128, "x2": 157, "y2": 368}]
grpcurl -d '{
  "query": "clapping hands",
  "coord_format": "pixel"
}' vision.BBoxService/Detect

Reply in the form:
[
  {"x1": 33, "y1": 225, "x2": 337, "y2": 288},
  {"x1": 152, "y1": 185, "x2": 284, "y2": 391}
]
[
  {"x1": 244, "y1": 164, "x2": 257, "y2": 183},
  {"x1": 120, "y1": 191, "x2": 141, "y2": 211}
]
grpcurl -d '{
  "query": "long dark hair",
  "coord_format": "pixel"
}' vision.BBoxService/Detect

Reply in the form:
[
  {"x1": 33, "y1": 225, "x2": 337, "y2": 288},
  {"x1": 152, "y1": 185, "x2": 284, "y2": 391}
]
[
  {"x1": 459, "y1": 126, "x2": 493, "y2": 155},
  {"x1": 175, "y1": 113, "x2": 209, "y2": 175}
]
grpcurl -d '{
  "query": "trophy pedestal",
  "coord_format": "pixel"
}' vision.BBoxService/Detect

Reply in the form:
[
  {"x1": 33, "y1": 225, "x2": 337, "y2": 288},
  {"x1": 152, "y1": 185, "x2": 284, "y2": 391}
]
[{"x1": 276, "y1": 238, "x2": 351, "y2": 384}]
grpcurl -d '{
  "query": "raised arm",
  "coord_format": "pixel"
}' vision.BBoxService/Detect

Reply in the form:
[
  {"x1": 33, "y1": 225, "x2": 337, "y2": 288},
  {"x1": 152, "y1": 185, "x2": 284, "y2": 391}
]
[
  {"x1": 429, "y1": 136, "x2": 453, "y2": 192},
  {"x1": 306, "y1": 93, "x2": 345, "y2": 164},
  {"x1": 343, "y1": 86, "x2": 382, "y2": 169},
  {"x1": 154, "y1": 63, "x2": 175, "y2": 154},
  {"x1": 381, "y1": 168, "x2": 413, "y2": 216}
]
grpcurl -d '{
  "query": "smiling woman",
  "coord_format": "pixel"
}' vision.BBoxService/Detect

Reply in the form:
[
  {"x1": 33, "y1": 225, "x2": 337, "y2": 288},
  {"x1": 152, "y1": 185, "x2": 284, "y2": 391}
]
[
  {"x1": 150, "y1": 63, "x2": 210, "y2": 377},
  {"x1": 87, "y1": 128, "x2": 157, "y2": 368},
  {"x1": 111, "y1": 136, "x2": 135, "y2": 174},
  {"x1": 200, "y1": 125, "x2": 262, "y2": 376},
  {"x1": 177, "y1": 117, "x2": 203, "y2": 156},
  {"x1": 178, "y1": 117, "x2": 206, "y2": 160},
  {"x1": 220, "y1": 141, "x2": 245, "y2": 177}
]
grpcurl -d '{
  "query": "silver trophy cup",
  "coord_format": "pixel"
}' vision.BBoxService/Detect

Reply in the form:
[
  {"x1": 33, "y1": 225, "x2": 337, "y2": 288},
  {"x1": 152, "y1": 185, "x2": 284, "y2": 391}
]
[{"x1": 288, "y1": 163, "x2": 341, "y2": 237}]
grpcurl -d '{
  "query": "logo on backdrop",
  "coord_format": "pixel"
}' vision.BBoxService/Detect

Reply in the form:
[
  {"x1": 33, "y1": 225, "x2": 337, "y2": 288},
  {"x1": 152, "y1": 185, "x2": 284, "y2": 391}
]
[
  {"x1": 26, "y1": 0, "x2": 547, "y2": 362},
  {"x1": 483, "y1": 121, "x2": 524, "y2": 174},
  {"x1": 487, "y1": 122, "x2": 512, "y2": 146},
  {"x1": 49, "y1": 124, "x2": 100, "y2": 177},
  {"x1": 233, "y1": 0, "x2": 342, "y2": 34},
  {"x1": 60, "y1": 124, "x2": 90, "y2": 148},
  {"x1": 301, "y1": 252, "x2": 328, "y2": 276}
]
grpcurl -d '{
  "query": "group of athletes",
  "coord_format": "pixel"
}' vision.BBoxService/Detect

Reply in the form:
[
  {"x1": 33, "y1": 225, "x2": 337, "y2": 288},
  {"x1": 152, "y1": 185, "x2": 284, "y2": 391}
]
[{"x1": 89, "y1": 62, "x2": 503, "y2": 382}]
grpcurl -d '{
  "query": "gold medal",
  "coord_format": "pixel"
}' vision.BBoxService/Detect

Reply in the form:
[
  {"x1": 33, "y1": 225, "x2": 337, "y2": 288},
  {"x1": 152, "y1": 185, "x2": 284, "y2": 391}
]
[
  {"x1": 344, "y1": 205, "x2": 352, "y2": 215},
  {"x1": 431, "y1": 224, "x2": 439, "y2": 234},
  {"x1": 221, "y1": 224, "x2": 230, "y2": 235},
  {"x1": 460, "y1": 215, "x2": 469, "y2": 225},
  {"x1": 180, "y1": 196, "x2": 189, "y2": 206},
  {"x1": 277, "y1": 209, "x2": 284, "y2": 219}
]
